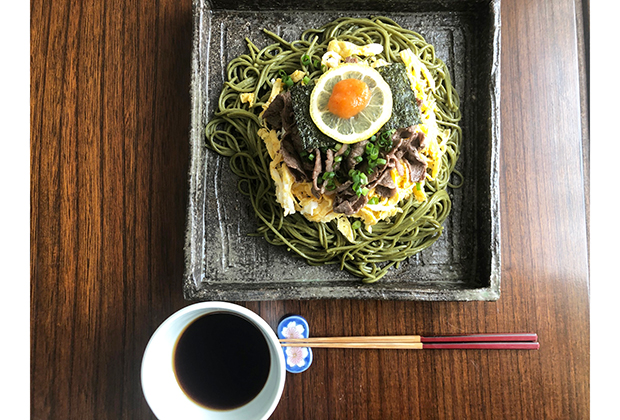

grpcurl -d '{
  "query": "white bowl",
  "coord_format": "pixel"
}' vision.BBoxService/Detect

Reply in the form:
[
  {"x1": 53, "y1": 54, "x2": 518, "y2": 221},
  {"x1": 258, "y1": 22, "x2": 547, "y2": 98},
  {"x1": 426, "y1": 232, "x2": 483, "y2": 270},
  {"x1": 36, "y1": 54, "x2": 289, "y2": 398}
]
[{"x1": 141, "y1": 302, "x2": 286, "y2": 420}]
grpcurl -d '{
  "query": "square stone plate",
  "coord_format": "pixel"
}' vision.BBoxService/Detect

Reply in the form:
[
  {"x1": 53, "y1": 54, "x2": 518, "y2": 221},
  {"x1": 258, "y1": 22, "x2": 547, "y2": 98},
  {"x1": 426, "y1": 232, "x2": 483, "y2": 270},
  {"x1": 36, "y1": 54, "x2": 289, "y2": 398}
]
[{"x1": 184, "y1": 0, "x2": 501, "y2": 301}]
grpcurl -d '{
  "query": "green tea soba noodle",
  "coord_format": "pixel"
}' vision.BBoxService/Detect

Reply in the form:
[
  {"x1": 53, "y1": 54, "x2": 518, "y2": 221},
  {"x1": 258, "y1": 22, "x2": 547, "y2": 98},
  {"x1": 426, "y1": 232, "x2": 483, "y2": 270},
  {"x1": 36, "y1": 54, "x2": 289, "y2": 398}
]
[{"x1": 205, "y1": 16, "x2": 462, "y2": 283}]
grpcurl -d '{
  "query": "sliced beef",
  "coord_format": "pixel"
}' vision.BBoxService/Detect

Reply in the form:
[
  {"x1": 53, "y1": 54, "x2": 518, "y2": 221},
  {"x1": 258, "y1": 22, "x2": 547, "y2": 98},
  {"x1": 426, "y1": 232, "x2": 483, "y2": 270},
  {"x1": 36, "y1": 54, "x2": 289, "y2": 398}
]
[
  {"x1": 301, "y1": 156, "x2": 315, "y2": 173},
  {"x1": 375, "y1": 185, "x2": 397, "y2": 198},
  {"x1": 403, "y1": 153, "x2": 427, "y2": 183},
  {"x1": 278, "y1": 92, "x2": 295, "y2": 133},
  {"x1": 390, "y1": 126, "x2": 416, "y2": 160},
  {"x1": 334, "y1": 143, "x2": 349, "y2": 157},
  {"x1": 263, "y1": 91, "x2": 296, "y2": 135},
  {"x1": 403, "y1": 143, "x2": 426, "y2": 167},
  {"x1": 316, "y1": 149, "x2": 335, "y2": 193},
  {"x1": 348, "y1": 194, "x2": 369, "y2": 214},
  {"x1": 262, "y1": 94, "x2": 286, "y2": 130},
  {"x1": 310, "y1": 148, "x2": 324, "y2": 198},
  {"x1": 334, "y1": 144, "x2": 348, "y2": 158},
  {"x1": 365, "y1": 162, "x2": 381, "y2": 184},
  {"x1": 331, "y1": 143, "x2": 347, "y2": 172},
  {"x1": 282, "y1": 127, "x2": 304, "y2": 155},
  {"x1": 393, "y1": 159, "x2": 405, "y2": 177},
  {"x1": 280, "y1": 140, "x2": 308, "y2": 182},
  {"x1": 401, "y1": 136, "x2": 427, "y2": 183},
  {"x1": 398, "y1": 128, "x2": 427, "y2": 151},
  {"x1": 333, "y1": 189, "x2": 369, "y2": 215},
  {"x1": 369, "y1": 167, "x2": 397, "y2": 198},
  {"x1": 392, "y1": 126, "x2": 416, "y2": 143},
  {"x1": 385, "y1": 127, "x2": 412, "y2": 165},
  {"x1": 346, "y1": 140, "x2": 367, "y2": 171},
  {"x1": 373, "y1": 169, "x2": 396, "y2": 189},
  {"x1": 415, "y1": 131, "x2": 428, "y2": 150},
  {"x1": 335, "y1": 180, "x2": 352, "y2": 193},
  {"x1": 385, "y1": 126, "x2": 428, "y2": 183},
  {"x1": 323, "y1": 149, "x2": 334, "y2": 174}
]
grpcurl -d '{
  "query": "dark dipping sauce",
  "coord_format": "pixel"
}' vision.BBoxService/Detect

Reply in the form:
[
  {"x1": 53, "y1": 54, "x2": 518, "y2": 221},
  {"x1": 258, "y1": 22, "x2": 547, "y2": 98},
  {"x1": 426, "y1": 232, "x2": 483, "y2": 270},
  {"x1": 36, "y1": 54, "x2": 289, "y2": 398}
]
[{"x1": 173, "y1": 312, "x2": 271, "y2": 410}]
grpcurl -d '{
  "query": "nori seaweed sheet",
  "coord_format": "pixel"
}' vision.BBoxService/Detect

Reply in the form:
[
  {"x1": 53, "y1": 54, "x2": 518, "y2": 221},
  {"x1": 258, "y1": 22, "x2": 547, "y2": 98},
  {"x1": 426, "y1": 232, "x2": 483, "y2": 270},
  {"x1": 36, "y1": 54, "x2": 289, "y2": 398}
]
[
  {"x1": 377, "y1": 63, "x2": 422, "y2": 131},
  {"x1": 290, "y1": 83, "x2": 337, "y2": 150},
  {"x1": 291, "y1": 63, "x2": 421, "y2": 150}
]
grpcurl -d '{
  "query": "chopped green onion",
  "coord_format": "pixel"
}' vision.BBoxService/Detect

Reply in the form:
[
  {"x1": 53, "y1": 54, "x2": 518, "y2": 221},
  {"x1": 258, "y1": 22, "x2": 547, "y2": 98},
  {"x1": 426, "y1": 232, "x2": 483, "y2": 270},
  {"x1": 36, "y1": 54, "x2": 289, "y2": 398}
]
[
  {"x1": 313, "y1": 59, "x2": 321, "y2": 69},
  {"x1": 376, "y1": 158, "x2": 387, "y2": 165},
  {"x1": 334, "y1": 143, "x2": 342, "y2": 151},
  {"x1": 308, "y1": 153, "x2": 315, "y2": 161},
  {"x1": 301, "y1": 54, "x2": 311, "y2": 66},
  {"x1": 368, "y1": 197, "x2": 380, "y2": 205},
  {"x1": 349, "y1": 169, "x2": 368, "y2": 188},
  {"x1": 416, "y1": 182, "x2": 422, "y2": 190},
  {"x1": 334, "y1": 155, "x2": 342, "y2": 163},
  {"x1": 350, "y1": 170, "x2": 369, "y2": 197},
  {"x1": 354, "y1": 156, "x2": 363, "y2": 164},
  {"x1": 370, "y1": 135, "x2": 377, "y2": 142},
  {"x1": 344, "y1": 148, "x2": 351, "y2": 157},
  {"x1": 284, "y1": 77, "x2": 294, "y2": 87},
  {"x1": 321, "y1": 64, "x2": 327, "y2": 73},
  {"x1": 367, "y1": 168, "x2": 374, "y2": 175},
  {"x1": 302, "y1": 76, "x2": 311, "y2": 85},
  {"x1": 351, "y1": 220, "x2": 361, "y2": 230},
  {"x1": 322, "y1": 171, "x2": 335, "y2": 180},
  {"x1": 377, "y1": 134, "x2": 393, "y2": 150}
]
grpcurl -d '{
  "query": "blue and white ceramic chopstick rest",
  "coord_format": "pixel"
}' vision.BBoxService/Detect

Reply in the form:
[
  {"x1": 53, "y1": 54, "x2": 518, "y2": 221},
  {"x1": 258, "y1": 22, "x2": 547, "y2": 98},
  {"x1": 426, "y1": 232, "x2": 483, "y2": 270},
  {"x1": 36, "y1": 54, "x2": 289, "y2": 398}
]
[{"x1": 277, "y1": 315, "x2": 313, "y2": 373}]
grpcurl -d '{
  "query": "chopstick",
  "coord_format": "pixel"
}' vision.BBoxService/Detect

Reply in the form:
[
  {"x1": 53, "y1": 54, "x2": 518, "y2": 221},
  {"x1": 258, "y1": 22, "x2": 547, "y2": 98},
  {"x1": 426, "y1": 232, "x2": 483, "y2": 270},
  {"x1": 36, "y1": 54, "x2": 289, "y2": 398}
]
[{"x1": 279, "y1": 333, "x2": 539, "y2": 350}]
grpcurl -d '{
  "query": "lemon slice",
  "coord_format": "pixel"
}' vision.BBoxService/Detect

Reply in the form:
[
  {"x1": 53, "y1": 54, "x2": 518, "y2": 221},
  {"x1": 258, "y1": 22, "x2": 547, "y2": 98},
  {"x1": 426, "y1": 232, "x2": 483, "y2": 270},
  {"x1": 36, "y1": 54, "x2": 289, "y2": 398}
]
[{"x1": 309, "y1": 63, "x2": 393, "y2": 144}]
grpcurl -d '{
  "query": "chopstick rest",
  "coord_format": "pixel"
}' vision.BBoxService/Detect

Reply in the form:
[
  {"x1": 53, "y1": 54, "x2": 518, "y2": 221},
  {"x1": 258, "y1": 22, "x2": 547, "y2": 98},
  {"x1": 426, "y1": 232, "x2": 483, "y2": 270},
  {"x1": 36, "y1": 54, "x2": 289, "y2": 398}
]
[{"x1": 277, "y1": 315, "x2": 313, "y2": 373}]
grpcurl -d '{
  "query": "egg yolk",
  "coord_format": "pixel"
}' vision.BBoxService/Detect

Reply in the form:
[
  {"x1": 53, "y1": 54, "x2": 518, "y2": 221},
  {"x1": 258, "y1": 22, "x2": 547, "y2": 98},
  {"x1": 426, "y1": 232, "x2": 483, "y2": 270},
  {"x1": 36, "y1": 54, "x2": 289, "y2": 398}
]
[{"x1": 327, "y1": 79, "x2": 371, "y2": 119}]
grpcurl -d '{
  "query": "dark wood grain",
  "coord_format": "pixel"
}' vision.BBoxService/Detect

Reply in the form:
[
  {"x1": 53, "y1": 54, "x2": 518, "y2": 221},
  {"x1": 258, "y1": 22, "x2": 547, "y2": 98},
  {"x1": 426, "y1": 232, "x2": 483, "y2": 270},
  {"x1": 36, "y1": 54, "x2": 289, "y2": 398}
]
[{"x1": 31, "y1": 0, "x2": 589, "y2": 419}]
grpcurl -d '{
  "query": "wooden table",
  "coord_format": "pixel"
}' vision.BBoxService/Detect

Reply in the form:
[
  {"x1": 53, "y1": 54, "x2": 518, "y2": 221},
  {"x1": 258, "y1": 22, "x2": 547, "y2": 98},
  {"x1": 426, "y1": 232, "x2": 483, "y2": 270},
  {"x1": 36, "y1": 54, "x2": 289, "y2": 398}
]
[{"x1": 31, "y1": 0, "x2": 589, "y2": 418}]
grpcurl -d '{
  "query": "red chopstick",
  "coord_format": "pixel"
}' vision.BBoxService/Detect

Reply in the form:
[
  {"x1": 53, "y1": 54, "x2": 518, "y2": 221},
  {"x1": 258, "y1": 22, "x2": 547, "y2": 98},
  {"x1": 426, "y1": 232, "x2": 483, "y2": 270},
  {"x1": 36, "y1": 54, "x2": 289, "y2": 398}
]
[
  {"x1": 422, "y1": 342, "x2": 540, "y2": 350},
  {"x1": 420, "y1": 333, "x2": 538, "y2": 343}
]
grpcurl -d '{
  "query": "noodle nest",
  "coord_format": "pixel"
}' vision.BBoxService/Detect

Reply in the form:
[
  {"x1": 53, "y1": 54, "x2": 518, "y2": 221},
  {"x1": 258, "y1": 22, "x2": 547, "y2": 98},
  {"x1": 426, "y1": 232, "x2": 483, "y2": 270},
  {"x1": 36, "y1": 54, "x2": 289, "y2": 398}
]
[{"x1": 205, "y1": 16, "x2": 462, "y2": 283}]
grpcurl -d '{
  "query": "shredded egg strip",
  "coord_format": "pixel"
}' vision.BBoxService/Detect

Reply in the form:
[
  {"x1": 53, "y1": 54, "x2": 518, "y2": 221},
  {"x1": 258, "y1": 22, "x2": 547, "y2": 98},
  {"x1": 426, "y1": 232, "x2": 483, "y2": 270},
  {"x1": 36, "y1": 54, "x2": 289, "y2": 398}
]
[{"x1": 321, "y1": 40, "x2": 384, "y2": 69}]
